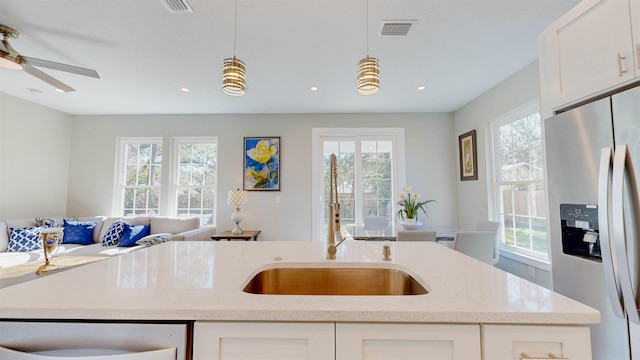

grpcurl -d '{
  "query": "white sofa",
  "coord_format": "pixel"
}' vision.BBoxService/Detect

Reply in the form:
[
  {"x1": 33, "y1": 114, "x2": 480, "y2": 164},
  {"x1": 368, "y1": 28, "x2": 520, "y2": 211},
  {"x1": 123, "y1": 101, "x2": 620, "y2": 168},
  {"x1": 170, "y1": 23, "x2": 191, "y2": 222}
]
[{"x1": 0, "y1": 216, "x2": 216, "y2": 269}]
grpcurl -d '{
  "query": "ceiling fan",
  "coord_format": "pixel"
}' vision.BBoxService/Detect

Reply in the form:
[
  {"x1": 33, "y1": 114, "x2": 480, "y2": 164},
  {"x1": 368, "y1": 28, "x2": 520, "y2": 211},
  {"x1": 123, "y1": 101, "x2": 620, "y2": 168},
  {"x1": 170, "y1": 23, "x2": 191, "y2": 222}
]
[{"x1": 0, "y1": 24, "x2": 99, "y2": 92}]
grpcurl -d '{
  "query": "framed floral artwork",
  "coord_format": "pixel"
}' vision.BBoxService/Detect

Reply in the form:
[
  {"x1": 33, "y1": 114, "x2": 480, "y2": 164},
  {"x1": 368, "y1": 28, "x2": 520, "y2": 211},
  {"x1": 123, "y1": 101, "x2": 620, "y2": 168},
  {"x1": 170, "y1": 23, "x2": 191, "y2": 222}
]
[
  {"x1": 243, "y1": 137, "x2": 280, "y2": 191},
  {"x1": 459, "y1": 130, "x2": 478, "y2": 181}
]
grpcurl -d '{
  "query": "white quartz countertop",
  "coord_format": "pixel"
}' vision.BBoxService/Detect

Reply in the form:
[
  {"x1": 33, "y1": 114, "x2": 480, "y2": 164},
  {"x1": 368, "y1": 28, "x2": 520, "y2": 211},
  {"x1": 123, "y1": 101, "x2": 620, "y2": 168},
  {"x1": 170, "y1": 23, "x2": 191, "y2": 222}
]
[{"x1": 0, "y1": 240, "x2": 599, "y2": 324}]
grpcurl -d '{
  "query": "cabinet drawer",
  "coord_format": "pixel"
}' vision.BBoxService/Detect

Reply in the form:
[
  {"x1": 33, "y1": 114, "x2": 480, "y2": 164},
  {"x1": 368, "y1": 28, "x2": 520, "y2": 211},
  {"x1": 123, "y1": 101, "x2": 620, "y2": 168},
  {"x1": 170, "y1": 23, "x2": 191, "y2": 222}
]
[
  {"x1": 0, "y1": 346, "x2": 176, "y2": 360},
  {"x1": 0, "y1": 321, "x2": 188, "y2": 360},
  {"x1": 481, "y1": 324, "x2": 591, "y2": 360}
]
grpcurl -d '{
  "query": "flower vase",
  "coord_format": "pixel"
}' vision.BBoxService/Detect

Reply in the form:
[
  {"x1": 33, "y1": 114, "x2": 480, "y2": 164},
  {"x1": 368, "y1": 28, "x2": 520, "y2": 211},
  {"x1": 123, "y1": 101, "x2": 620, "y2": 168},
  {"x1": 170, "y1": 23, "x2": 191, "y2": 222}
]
[{"x1": 401, "y1": 218, "x2": 422, "y2": 230}]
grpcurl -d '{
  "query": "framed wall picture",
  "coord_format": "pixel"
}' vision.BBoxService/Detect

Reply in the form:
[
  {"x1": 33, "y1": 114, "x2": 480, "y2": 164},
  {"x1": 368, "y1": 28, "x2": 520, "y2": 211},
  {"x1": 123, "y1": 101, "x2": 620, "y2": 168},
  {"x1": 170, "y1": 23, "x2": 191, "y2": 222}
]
[
  {"x1": 458, "y1": 130, "x2": 478, "y2": 181},
  {"x1": 243, "y1": 137, "x2": 280, "y2": 191}
]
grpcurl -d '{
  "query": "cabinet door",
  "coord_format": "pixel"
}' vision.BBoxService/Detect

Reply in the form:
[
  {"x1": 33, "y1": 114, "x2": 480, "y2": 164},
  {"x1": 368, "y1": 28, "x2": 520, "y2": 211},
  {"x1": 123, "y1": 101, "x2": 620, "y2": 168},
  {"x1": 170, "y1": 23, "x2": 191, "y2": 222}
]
[
  {"x1": 193, "y1": 321, "x2": 334, "y2": 360},
  {"x1": 539, "y1": 0, "x2": 635, "y2": 115},
  {"x1": 482, "y1": 324, "x2": 592, "y2": 360},
  {"x1": 632, "y1": 0, "x2": 640, "y2": 73},
  {"x1": 335, "y1": 323, "x2": 481, "y2": 360}
]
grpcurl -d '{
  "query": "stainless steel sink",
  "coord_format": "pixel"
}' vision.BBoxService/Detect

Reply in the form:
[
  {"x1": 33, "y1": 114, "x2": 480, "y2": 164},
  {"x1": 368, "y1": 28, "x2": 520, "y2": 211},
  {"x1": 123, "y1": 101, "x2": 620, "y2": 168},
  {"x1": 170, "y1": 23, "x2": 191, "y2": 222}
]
[{"x1": 243, "y1": 266, "x2": 428, "y2": 295}]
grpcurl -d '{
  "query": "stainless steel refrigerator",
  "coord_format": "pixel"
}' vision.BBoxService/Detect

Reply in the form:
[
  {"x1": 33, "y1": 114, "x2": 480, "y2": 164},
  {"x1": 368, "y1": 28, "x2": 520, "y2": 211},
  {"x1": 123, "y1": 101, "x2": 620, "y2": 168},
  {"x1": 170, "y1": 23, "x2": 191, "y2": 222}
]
[{"x1": 545, "y1": 85, "x2": 640, "y2": 360}]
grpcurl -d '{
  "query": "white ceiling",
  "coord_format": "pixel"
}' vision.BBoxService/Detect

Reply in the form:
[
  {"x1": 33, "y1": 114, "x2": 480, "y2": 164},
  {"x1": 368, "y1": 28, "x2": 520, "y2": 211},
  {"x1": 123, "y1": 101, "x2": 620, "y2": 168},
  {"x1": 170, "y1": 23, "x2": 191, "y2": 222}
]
[{"x1": 0, "y1": 0, "x2": 579, "y2": 116}]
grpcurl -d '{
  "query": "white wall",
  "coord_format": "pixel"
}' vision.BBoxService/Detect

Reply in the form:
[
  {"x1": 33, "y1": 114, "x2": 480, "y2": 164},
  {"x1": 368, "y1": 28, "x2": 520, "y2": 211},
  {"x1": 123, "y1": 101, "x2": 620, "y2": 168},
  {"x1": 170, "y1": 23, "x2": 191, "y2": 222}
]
[
  {"x1": 0, "y1": 93, "x2": 72, "y2": 219},
  {"x1": 453, "y1": 61, "x2": 551, "y2": 288},
  {"x1": 68, "y1": 112, "x2": 458, "y2": 241}
]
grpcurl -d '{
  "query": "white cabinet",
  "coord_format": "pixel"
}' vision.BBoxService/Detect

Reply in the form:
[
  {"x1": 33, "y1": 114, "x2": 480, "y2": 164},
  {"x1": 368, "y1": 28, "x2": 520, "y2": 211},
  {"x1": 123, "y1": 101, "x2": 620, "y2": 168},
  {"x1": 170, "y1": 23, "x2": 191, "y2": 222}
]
[
  {"x1": 0, "y1": 321, "x2": 187, "y2": 360},
  {"x1": 193, "y1": 322, "x2": 480, "y2": 360},
  {"x1": 192, "y1": 322, "x2": 335, "y2": 360},
  {"x1": 482, "y1": 324, "x2": 592, "y2": 360},
  {"x1": 539, "y1": 0, "x2": 639, "y2": 117},
  {"x1": 193, "y1": 321, "x2": 591, "y2": 360},
  {"x1": 336, "y1": 323, "x2": 481, "y2": 360}
]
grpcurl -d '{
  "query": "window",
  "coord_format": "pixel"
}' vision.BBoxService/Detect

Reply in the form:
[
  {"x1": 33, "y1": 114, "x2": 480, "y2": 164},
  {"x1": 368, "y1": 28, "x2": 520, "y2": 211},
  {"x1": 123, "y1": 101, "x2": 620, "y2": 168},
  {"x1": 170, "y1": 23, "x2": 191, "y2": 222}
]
[
  {"x1": 312, "y1": 128, "x2": 405, "y2": 241},
  {"x1": 489, "y1": 102, "x2": 548, "y2": 261},
  {"x1": 115, "y1": 138, "x2": 163, "y2": 216},
  {"x1": 114, "y1": 137, "x2": 218, "y2": 226},
  {"x1": 172, "y1": 138, "x2": 217, "y2": 226}
]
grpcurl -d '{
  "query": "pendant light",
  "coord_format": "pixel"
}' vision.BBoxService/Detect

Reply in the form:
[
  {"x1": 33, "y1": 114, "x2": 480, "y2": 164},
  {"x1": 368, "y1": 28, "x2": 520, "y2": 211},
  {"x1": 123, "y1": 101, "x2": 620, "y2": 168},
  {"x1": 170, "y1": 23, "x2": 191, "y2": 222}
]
[
  {"x1": 222, "y1": 0, "x2": 246, "y2": 96},
  {"x1": 357, "y1": 0, "x2": 379, "y2": 95}
]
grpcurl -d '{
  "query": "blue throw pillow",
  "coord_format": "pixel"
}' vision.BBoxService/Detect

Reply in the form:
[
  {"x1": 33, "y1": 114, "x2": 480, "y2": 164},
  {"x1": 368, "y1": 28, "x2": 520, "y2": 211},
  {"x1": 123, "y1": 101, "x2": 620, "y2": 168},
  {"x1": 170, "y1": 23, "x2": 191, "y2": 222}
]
[
  {"x1": 8, "y1": 227, "x2": 42, "y2": 252},
  {"x1": 62, "y1": 220, "x2": 98, "y2": 245},
  {"x1": 118, "y1": 224, "x2": 151, "y2": 247},
  {"x1": 102, "y1": 220, "x2": 125, "y2": 246}
]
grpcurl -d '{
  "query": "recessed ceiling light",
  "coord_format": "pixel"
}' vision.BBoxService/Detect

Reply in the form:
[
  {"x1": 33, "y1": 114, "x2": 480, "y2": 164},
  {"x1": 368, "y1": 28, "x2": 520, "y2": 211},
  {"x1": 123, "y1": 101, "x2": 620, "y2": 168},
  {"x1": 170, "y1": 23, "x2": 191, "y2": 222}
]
[
  {"x1": 181, "y1": 87, "x2": 190, "y2": 92},
  {"x1": 417, "y1": 85, "x2": 426, "y2": 91},
  {"x1": 310, "y1": 86, "x2": 318, "y2": 91}
]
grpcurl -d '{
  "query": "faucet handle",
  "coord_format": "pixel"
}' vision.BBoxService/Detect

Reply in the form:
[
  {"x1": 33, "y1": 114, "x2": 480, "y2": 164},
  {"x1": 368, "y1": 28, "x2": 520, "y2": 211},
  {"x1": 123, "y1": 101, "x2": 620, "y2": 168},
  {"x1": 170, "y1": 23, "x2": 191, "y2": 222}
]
[
  {"x1": 383, "y1": 243, "x2": 391, "y2": 261},
  {"x1": 327, "y1": 232, "x2": 347, "y2": 260}
]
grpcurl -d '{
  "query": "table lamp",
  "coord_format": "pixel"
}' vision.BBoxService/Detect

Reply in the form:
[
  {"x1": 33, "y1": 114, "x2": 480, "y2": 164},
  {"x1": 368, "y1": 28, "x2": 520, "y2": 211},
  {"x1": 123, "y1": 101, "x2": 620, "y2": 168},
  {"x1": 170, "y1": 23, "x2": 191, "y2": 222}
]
[{"x1": 228, "y1": 189, "x2": 248, "y2": 235}]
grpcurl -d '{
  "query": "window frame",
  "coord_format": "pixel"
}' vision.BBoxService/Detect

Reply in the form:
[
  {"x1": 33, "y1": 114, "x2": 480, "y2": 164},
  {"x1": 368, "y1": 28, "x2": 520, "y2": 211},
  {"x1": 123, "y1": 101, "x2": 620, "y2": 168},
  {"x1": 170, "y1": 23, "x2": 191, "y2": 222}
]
[
  {"x1": 311, "y1": 128, "x2": 406, "y2": 241},
  {"x1": 113, "y1": 137, "x2": 163, "y2": 217},
  {"x1": 113, "y1": 136, "x2": 218, "y2": 226},
  {"x1": 487, "y1": 101, "x2": 551, "y2": 269},
  {"x1": 169, "y1": 137, "x2": 218, "y2": 226}
]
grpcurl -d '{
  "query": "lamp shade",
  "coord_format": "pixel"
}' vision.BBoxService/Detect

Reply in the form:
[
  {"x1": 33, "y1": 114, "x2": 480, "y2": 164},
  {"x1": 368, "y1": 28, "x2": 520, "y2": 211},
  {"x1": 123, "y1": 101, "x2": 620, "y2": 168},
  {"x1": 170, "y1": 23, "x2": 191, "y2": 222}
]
[
  {"x1": 356, "y1": 56, "x2": 380, "y2": 95},
  {"x1": 222, "y1": 56, "x2": 247, "y2": 96},
  {"x1": 227, "y1": 189, "x2": 248, "y2": 205}
]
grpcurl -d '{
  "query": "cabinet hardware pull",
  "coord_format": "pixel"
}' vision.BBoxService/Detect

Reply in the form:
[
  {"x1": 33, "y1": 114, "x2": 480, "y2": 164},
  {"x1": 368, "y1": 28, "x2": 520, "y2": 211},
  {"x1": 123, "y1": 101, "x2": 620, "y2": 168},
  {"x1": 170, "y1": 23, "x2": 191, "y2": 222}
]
[
  {"x1": 636, "y1": 44, "x2": 640, "y2": 70},
  {"x1": 521, "y1": 352, "x2": 568, "y2": 360},
  {"x1": 617, "y1": 53, "x2": 628, "y2": 77}
]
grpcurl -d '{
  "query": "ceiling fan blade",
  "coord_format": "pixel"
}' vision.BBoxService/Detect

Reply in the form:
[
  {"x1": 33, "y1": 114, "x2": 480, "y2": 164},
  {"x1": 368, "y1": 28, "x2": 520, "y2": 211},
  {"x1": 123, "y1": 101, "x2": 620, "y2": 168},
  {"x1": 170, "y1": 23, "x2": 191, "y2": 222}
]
[
  {"x1": 0, "y1": 40, "x2": 8, "y2": 54},
  {"x1": 22, "y1": 56, "x2": 99, "y2": 78},
  {"x1": 23, "y1": 63, "x2": 75, "y2": 92}
]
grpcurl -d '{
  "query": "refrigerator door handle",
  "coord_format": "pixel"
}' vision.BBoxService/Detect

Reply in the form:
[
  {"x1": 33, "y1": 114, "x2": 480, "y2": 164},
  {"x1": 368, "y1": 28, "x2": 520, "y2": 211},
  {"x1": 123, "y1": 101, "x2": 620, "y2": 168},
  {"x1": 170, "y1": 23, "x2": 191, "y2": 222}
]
[
  {"x1": 612, "y1": 144, "x2": 640, "y2": 324},
  {"x1": 599, "y1": 147, "x2": 625, "y2": 318}
]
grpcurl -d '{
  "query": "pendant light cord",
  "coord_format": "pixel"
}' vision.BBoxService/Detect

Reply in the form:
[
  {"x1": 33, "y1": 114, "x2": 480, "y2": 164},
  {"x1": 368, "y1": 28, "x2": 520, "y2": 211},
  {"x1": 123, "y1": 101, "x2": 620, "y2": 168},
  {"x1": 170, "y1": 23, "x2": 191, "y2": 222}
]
[
  {"x1": 365, "y1": 0, "x2": 369, "y2": 56},
  {"x1": 233, "y1": 0, "x2": 238, "y2": 55}
]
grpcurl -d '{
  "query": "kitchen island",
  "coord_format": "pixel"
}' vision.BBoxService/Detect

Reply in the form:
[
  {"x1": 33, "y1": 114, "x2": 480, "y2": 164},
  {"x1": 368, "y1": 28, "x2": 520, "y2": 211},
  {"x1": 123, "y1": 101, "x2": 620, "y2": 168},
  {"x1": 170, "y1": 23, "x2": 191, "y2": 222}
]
[{"x1": 0, "y1": 240, "x2": 599, "y2": 359}]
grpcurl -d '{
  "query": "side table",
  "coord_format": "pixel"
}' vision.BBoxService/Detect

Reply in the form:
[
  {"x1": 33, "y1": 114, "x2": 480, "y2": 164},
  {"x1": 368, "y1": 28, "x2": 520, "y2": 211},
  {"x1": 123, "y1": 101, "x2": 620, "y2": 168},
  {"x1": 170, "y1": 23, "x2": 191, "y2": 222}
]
[{"x1": 211, "y1": 230, "x2": 261, "y2": 241}]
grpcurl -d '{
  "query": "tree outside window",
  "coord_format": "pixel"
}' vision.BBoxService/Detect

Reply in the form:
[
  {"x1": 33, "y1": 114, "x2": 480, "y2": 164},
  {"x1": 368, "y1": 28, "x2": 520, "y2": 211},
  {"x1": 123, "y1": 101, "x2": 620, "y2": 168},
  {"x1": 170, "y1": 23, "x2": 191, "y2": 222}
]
[
  {"x1": 492, "y1": 109, "x2": 548, "y2": 260},
  {"x1": 175, "y1": 141, "x2": 217, "y2": 226},
  {"x1": 122, "y1": 141, "x2": 162, "y2": 216}
]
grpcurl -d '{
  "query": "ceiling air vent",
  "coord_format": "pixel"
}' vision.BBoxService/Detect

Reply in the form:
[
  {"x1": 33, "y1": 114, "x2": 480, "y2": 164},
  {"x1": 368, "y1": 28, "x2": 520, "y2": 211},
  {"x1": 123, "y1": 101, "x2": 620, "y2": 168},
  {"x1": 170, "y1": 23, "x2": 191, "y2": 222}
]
[
  {"x1": 162, "y1": 0, "x2": 193, "y2": 13},
  {"x1": 380, "y1": 21, "x2": 416, "y2": 36}
]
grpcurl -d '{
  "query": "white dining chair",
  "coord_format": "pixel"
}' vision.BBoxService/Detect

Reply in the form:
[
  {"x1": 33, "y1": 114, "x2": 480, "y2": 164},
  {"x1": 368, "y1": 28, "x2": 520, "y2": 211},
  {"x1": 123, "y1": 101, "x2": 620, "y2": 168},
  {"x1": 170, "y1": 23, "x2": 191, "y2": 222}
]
[
  {"x1": 475, "y1": 220, "x2": 502, "y2": 264},
  {"x1": 364, "y1": 216, "x2": 389, "y2": 230},
  {"x1": 396, "y1": 230, "x2": 437, "y2": 242},
  {"x1": 452, "y1": 230, "x2": 496, "y2": 265}
]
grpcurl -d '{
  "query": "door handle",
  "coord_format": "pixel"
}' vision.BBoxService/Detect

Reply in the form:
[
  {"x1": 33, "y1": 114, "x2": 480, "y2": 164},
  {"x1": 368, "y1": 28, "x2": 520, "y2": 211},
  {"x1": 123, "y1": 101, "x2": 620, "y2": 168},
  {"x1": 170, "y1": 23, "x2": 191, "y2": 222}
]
[
  {"x1": 599, "y1": 147, "x2": 624, "y2": 318},
  {"x1": 612, "y1": 145, "x2": 640, "y2": 324}
]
